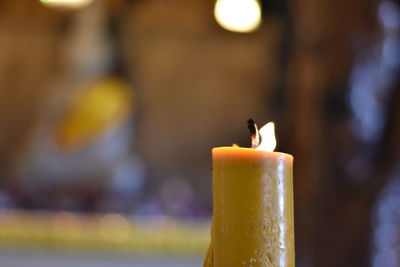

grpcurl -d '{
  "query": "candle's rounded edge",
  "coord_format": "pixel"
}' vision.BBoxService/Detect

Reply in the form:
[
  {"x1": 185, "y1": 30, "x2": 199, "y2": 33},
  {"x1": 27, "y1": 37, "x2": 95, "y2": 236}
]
[{"x1": 212, "y1": 146, "x2": 293, "y2": 160}]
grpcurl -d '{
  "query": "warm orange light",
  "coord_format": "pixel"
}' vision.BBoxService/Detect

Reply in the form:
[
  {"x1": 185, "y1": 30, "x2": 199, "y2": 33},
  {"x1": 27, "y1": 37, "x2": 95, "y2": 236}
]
[
  {"x1": 256, "y1": 122, "x2": 276, "y2": 152},
  {"x1": 40, "y1": 0, "x2": 93, "y2": 9}
]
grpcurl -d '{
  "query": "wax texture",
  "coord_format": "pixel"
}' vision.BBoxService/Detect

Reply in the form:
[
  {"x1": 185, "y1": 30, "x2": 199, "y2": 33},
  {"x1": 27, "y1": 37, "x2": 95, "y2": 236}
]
[{"x1": 211, "y1": 147, "x2": 294, "y2": 267}]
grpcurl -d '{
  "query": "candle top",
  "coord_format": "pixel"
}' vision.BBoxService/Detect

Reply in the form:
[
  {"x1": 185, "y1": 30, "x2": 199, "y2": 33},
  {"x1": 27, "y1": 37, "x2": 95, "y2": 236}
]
[
  {"x1": 212, "y1": 146, "x2": 293, "y2": 162},
  {"x1": 212, "y1": 119, "x2": 293, "y2": 160}
]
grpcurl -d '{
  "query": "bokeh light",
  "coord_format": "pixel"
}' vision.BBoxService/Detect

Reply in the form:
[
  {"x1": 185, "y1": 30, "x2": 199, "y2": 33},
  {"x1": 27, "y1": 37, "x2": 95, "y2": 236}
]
[
  {"x1": 40, "y1": 0, "x2": 94, "y2": 9},
  {"x1": 214, "y1": 0, "x2": 262, "y2": 33}
]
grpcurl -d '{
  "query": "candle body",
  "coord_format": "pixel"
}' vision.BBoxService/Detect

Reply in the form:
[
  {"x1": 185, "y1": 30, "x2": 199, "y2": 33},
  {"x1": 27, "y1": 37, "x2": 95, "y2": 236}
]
[{"x1": 212, "y1": 147, "x2": 294, "y2": 267}]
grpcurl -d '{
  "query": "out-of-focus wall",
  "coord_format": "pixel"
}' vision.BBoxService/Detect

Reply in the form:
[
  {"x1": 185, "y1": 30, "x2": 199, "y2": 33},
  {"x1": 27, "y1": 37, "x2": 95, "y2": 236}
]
[
  {"x1": 121, "y1": 0, "x2": 282, "y2": 205},
  {"x1": 0, "y1": 0, "x2": 283, "y2": 213},
  {"x1": 0, "y1": 2, "x2": 66, "y2": 176}
]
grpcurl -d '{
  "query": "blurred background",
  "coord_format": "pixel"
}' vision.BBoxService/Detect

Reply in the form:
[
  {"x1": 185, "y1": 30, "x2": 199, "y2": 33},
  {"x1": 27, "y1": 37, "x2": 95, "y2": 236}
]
[{"x1": 0, "y1": 0, "x2": 399, "y2": 266}]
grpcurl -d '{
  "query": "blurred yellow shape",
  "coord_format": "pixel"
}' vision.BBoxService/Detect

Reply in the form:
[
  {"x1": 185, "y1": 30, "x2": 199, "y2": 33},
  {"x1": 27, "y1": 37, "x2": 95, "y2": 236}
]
[
  {"x1": 0, "y1": 211, "x2": 210, "y2": 255},
  {"x1": 55, "y1": 77, "x2": 133, "y2": 152},
  {"x1": 99, "y1": 213, "x2": 130, "y2": 242}
]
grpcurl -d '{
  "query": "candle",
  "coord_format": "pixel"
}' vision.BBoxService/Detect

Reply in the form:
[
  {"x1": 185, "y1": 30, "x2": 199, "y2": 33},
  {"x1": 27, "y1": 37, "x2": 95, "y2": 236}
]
[{"x1": 205, "y1": 120, "x2": 294, "y2": 267}]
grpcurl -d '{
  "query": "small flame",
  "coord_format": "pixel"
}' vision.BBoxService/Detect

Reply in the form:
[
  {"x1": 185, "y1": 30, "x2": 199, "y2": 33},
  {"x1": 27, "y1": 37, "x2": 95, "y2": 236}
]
[{"x1": 257, "y1": 122, "x2": 276, "y2": 152}]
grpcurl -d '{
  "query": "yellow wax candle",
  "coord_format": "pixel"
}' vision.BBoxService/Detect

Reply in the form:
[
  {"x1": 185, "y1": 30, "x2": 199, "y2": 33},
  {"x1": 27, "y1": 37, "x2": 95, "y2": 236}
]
[{"x1": 207, "y1": 121, "x2": 294, "y2": 267}]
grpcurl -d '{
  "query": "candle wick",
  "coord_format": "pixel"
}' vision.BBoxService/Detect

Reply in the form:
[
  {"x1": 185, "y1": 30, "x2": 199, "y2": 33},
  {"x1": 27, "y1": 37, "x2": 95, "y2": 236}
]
[{"x1": 247, "y1": 119, "x2": 261, "y2": 148}]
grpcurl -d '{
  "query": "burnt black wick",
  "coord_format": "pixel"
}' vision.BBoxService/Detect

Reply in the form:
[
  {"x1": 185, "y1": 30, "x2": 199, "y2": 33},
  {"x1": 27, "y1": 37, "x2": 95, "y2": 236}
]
[{"x1": 247, "y1": 119, "x2": 261, "y2": 148}]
